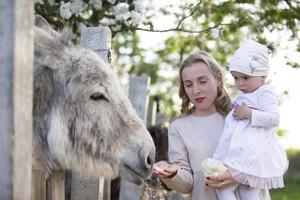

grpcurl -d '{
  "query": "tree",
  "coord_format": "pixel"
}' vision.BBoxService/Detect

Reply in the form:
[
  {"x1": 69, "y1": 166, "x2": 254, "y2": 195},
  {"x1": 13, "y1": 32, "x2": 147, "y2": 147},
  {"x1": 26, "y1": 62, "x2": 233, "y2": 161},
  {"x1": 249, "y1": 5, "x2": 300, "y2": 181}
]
[
  {"x1": 35, "y1": 0, "x2": 300, "y2": 116},
  {"x1": 34, "y1": 0, "x2": 155, "y2": 37},
  {"x1": 112, "y1": 0, "x2": 300, "y2": 116}
]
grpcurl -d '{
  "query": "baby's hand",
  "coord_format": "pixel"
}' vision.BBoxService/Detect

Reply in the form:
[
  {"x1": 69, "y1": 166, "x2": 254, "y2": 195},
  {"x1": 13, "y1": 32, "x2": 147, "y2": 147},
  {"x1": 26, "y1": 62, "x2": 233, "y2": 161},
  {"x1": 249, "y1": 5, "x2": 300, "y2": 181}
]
[{"x1": 233, "y1": 103, "x2": 252, "y2": 120}]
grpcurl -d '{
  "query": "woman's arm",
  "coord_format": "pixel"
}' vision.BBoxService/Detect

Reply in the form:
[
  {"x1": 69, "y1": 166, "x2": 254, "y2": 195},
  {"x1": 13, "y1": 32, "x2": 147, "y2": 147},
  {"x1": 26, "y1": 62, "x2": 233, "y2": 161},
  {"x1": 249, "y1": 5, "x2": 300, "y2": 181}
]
[
  {"x1": 205, "y1": 171, "x2": 237, "y2": 189},
  {"x1": 153, "y1": 124, "x2": 193, "y2": 194},
  {"x1": 206, "y1": 171, "x2": 271, "y2": 199}
]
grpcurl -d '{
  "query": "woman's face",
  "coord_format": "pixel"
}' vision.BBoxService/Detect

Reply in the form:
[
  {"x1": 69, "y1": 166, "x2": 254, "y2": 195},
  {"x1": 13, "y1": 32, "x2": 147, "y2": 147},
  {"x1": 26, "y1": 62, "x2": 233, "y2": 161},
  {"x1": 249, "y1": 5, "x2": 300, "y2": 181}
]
[{"x1": 182, "y1": 62, "x2": 219, "y2": 116}]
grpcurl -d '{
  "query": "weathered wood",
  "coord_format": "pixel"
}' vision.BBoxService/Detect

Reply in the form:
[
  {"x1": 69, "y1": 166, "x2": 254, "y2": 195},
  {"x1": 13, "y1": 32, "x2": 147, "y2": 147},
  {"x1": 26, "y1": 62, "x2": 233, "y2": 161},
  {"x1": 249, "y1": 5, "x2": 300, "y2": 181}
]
[
  {"x1": 47, "y1": 171, "x2": 65, "y2": 200},
  {"x1": 102, "y1": 178, "x2": 111, "y2": 200},
  {"x1": 0, "y1": 0, "x2": 33, "y2": 199},
  {"x1": 32, "y1": 138, "x2": 48, "y2": 200},
  {"x1": 70, "y1": 173, "x2": 99, "y2": 200},
  {"x1": 80, "y1": 26, "x2": 111, "y2": 63},
  {"x1": 31, "y1": 170, "x2": 47, "y2": 200},
  {"x1": 128, "y1": 76, "x2": 150, "y2": 123},
  {"x1": 147, "y1": 100, "x2": 158, "y2": 126},
  {"x1": 119, "y1": 76, "x2": 150, "y2": 200}
]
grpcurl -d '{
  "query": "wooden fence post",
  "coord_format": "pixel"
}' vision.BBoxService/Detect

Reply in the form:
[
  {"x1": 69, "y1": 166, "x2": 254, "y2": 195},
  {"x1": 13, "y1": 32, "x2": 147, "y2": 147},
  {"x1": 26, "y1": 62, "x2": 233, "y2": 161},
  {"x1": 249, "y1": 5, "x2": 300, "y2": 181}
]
[
  {"x1": 127, "y1": 76, "x2": 150, "y2": 123},
  {"x1": 47, "y1": 171, "x2": 65, "y2": 200},
  {"x1": 80, "y1": 26, "x2": 111, "y2": 62},
  {"x1": 0, "y1": 0, "x2": 33, "y2": 199},
  {"x1": 118, "y1": 76, "x2": 150, "y2": 200},
  {"x1": 147, "y1": 99, "x2": 158, "y2": 127},
  {"x1": 68, "y1": 26, "x2": 112, "y2": 200}
]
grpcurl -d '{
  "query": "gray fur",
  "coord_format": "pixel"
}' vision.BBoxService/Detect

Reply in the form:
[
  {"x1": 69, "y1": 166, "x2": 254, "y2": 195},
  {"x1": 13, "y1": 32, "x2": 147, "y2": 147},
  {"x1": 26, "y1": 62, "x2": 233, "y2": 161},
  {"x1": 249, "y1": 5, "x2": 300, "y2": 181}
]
[{"x1": 33, "y1": 18, "x2": 155, "y2": 184}]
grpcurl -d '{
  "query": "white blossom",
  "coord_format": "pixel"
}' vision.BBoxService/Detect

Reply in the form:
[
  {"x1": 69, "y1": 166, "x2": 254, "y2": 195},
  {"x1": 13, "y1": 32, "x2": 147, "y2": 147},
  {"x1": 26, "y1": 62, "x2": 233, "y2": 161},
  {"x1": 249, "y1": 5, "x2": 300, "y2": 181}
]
[
  {"x1": 201, "y1": 158, "x2": 227, "y2": 177},
  {"x1": 211, "y1": 28, "x2": 220, "y2": 38},
  {"x1": 100, "y1": 17, "x2": 116, "y2": 26},
  {"x1": 114, "y1": 3, "x2": 130, "y2": 22},
  {"x1": 133, "y1": 0, "x2": 145, "y2": 12},
  {"x1": 111, "y1": 25, "x2": 122, "y2": 32},
  {"x1": 130, "y1": 11, "x2": 143, "y2": 25},
  {"x1": 70, "y1": 0, "x2": 84, "y2": 14},
  {"x1": 90, "y1": 0, "x2": 102, "y2": 10},
  {"x1": 114, "y1": 3, "x2": 129, "y2": 14},
  {"x1": 115, "y1": 13, "x2": 130, "y2": 22},
  {"x1": 106, "y1": 0, "x2": 116, "y2": 5},
  {"x1": 213, "y1": 0, "x2": 227, "y2": 5},
  {"x1": 60, "y1": 2, "x2": 72, "y2": 19}
]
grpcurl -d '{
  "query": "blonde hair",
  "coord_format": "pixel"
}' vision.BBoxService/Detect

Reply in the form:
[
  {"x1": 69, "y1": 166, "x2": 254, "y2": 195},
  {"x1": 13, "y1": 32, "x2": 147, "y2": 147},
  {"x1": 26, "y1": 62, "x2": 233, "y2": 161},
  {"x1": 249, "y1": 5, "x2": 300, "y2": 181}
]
[{"x1": 179, "y1": 51, "x2": 231, "y2": 116}]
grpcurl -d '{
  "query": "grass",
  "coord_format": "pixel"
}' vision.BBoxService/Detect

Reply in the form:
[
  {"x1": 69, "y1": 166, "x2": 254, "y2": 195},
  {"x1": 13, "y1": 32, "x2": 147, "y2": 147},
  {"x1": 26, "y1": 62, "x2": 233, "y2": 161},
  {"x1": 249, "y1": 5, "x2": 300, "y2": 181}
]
[
  {"x1": 270, "y1": 182, "x2": 300, "y2": 200},
  {"x1": 270, "y1": 148, "x2": 300, "y2": 200}
]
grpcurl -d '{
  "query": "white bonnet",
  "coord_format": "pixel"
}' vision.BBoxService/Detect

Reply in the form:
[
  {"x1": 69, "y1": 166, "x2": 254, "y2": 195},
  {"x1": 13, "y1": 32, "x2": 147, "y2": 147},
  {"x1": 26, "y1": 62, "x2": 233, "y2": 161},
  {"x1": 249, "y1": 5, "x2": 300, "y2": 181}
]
[{"x1": 229, "y1": 39, "x2": 270, "y2": 76}]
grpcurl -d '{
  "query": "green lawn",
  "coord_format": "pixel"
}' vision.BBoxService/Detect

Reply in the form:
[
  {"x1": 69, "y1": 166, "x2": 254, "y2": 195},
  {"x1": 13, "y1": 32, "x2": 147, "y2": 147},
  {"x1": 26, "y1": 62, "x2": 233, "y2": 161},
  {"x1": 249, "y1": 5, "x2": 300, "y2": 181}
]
[
  {"x1": 270, "y1": 149, "x2": 300, "y2": 200},
  {"x1": 271, "y1": 182, "x2": 300, "y2": 200},
  {"x1": 270, "y1": 173, "x2": 300, "y2": 200}
]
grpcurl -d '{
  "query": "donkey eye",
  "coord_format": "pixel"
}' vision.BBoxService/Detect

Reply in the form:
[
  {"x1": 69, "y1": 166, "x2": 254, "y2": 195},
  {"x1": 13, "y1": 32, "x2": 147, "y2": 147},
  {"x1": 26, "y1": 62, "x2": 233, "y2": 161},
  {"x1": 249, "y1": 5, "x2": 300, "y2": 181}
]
[{"x1": 90, "y1": 92, "x2": 108, "y2": 101}]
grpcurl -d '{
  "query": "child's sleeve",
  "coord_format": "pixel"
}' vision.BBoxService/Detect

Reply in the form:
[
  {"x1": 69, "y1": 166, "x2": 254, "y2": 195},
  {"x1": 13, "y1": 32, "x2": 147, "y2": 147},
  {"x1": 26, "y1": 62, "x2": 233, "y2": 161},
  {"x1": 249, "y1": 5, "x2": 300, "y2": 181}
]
[{"x1": 251, "y1": 88, "x2": 280, "y2": 128}]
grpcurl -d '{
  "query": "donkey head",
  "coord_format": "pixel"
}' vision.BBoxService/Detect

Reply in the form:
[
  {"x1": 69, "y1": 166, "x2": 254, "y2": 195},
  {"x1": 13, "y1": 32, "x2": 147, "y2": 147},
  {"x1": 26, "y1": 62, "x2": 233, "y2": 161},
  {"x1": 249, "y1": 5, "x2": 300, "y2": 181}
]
[{"x1": 33, "y1": 17, "x2": 155, "y2": 184}]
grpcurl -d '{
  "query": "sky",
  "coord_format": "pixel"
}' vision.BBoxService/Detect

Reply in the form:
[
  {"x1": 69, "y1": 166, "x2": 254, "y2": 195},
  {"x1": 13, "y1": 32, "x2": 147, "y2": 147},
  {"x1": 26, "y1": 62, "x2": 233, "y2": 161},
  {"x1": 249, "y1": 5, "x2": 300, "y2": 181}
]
[{"x1": 137, "y1": 0, "x2": 300, "y2": 149}]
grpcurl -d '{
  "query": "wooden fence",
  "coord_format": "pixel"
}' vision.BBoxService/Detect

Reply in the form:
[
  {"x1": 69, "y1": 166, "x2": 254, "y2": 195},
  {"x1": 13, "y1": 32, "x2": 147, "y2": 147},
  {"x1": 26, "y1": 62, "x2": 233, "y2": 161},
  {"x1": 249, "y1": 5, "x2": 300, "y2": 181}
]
[
  {"x1": 0, "y1": 0, "x2": 184, "y2": 200},
  {"x1": 0, "y1": 0, "x2": 153, "y2": 197}
]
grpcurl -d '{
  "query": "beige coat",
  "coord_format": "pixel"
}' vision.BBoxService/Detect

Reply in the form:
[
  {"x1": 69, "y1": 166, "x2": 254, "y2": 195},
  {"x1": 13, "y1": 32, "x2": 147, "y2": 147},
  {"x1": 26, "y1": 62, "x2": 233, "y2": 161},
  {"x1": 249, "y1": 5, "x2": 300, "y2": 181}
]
[{"x1": 162, "y1": 113, "x2": 271, "y2": 200}]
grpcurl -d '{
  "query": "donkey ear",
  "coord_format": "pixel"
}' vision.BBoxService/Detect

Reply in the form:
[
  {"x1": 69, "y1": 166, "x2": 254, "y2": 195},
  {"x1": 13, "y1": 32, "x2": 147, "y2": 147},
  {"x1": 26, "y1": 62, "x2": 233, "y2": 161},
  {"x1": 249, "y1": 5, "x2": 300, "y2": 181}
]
[
  {"x1": 35, "y1": 15, "x2": 73, "y2": 46},
  {"x1": 35, "y1": 15, "x2": 61, "y2": 40},
  {"x1": 34, "y1": 26, "x2": 65, "y2": 70}
]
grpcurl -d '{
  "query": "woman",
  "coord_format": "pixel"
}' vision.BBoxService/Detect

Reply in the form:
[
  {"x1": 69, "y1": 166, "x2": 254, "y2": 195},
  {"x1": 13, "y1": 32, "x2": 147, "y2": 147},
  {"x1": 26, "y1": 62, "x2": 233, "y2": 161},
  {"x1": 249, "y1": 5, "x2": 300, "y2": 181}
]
[{"x1": 153, "y1": 51, "x2": 270, "y2": 200}]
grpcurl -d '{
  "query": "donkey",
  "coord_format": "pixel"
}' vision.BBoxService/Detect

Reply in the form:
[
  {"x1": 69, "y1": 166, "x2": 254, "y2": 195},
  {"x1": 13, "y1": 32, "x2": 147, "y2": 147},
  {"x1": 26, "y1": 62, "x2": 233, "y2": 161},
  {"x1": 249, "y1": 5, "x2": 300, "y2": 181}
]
[{"x1": 33, "y1": 16, "x2": 155, "y2": 185}]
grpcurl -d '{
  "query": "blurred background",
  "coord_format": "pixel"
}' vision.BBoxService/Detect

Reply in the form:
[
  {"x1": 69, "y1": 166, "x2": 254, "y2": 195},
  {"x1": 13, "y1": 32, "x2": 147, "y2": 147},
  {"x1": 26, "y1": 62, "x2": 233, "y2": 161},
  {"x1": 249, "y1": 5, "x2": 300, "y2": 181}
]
[{"x1": 35, "y1": 0, "x2": 300, "y2": 199}]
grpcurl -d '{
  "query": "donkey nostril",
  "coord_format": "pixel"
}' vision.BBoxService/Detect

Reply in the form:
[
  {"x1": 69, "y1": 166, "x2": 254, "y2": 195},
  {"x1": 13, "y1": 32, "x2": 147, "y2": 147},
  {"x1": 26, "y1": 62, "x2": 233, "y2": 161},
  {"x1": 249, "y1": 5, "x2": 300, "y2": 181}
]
[
  {"x1": 146, "y1": 155, "x2": 153, "y2": 166},
  {"x1": 141, "y1": 147, "x2": 155, "y2": 171},
  {"x1": 143, "y1": 153, "x2": 154, "y2": 170}
]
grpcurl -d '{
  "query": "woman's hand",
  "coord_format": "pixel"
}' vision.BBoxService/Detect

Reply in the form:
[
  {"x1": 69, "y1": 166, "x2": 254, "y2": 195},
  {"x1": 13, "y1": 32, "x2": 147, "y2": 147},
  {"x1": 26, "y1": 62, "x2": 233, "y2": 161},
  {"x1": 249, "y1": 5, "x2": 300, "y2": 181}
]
[
  {"x1": 205, "y1": 171, "x2": 237, "y2": 189},
  {"x1": 153, "y1": 160, "x2": 178, "y2": 179}
]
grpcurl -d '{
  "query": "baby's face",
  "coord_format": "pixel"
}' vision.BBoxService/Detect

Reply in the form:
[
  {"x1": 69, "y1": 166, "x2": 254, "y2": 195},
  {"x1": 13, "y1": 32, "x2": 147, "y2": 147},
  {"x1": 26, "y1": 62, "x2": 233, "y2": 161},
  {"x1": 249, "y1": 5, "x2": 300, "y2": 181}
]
[{"x1": 231, "y1": 71, "x2": 266, "y2": 93}]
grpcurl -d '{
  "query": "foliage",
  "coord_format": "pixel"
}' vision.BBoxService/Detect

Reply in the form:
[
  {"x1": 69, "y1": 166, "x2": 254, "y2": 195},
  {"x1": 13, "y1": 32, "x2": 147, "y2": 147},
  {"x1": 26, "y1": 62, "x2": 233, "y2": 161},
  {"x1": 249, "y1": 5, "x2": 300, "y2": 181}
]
[
  {"x1": 277, "y1": 128, "x2": 288, "y2": 137},
  {"x1": 286, "y1": 148, "x2": 300, "y2": 173},
  {"x1": 34, "y1": 0, "x2": 154, "y2": 38},
  {"x1": 133, "y1": 0, "x2": 300, "y2": 114},
  {"x1": 113, "y1": 0, "x2": 299, "y2": 116},
  {"x1": 34, "y1": 0, "x2": 300, "y2": 116}
]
